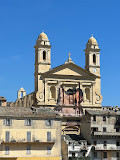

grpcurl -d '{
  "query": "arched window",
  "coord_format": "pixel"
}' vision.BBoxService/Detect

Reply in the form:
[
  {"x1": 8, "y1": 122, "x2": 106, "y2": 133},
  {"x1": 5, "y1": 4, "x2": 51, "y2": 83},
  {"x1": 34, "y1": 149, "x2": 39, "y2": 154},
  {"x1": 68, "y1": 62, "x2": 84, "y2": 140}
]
[
  {"x1": 43, "y1": 51, "x2": 46, "y2": 60},
  {"x1": 50, "y1": 86, "x2": 56, "y2": 99},
  {"x1": 93, "y1": 54, "x2": 96, "y2": 64},
  {"x1": 85, "y1": 88, "x2": 90, "y2": 101},
  {"x1": 21, "y1": 91, "x2": 23, "y2": 98}
]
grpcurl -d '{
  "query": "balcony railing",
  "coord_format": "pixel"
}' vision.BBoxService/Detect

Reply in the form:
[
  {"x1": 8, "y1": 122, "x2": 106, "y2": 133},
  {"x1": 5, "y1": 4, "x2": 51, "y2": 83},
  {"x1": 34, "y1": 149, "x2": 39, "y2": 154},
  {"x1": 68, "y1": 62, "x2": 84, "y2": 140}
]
[
  {"x1": 94, "y1": 146, "x2": 120, "y2": 150},
  {"x1": 80, "y1": 146, "x2": 88, "y2": 151},
  {"x1": 92, "y1": 131, "x2": 120, "y2": 137},
  {"x1": 0, "y1": 138, "x2": 55, "y2": 144}
]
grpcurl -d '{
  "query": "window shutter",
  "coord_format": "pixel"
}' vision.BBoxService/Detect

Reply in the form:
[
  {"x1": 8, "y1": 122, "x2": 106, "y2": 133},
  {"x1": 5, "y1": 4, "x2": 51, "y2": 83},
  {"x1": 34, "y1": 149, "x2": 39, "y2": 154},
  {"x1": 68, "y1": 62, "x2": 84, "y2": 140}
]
[
  {"x1": 31, "y1": 119, "x2": 33, "y2": 126},
  {"x1": 47, "y1": 146, "x2": 51, "y2": 154},
  {"x1": 25, "y1": 119, "x2": 27, "y2": 126},
  {"x1": 47, "y1": 132, "x2": 51, "y2": 142},
  {"x1": 45, "y1": 120, "x2": 48, "y2": 126},
  {"x1": 6, "y1": 131, "x2": 10, "y2": 142},
  {"x1": 27, "y1": 146, "x2": 31, "y2": 154},
  {"x1": 3, "y1": 119, "x2": 6, "y2": 125},
  {"x1": 5, "y1": 146, "x2": 9, "y2": 155},
  {"x1": 10, "y1": 119, "x2": 12, "y2": 126},
  {"x1": 51, "y1": 120, "x2": 53, "y2": 126},
  {"x1": 27, "y1": 132, "x2": 31, "y2": 142}
]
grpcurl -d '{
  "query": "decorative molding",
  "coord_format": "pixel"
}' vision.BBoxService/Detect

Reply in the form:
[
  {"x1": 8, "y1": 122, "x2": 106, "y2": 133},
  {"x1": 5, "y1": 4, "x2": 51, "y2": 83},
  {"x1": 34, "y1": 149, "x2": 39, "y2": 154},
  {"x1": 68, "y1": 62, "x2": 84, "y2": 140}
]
[{"x1": 95, "y1": 91, "x2": 103, "y2": 104}]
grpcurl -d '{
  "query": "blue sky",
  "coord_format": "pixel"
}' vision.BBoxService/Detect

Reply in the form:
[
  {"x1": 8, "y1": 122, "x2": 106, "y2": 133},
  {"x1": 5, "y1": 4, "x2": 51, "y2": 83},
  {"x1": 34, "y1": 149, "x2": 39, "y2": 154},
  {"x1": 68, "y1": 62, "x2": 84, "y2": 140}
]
[{"x1": 0, "y1": 0, "x2": 120, "y2": 106}]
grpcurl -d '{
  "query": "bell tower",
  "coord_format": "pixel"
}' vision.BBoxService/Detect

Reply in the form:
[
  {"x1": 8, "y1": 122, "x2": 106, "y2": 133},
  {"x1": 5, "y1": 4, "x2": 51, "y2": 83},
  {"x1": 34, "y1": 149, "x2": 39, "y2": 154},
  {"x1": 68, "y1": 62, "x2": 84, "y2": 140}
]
[
  {"x1": 34, "y1": 32, "x2": 51, "y2": 92},
  {"x1": 84, "y1": 35, "x2": 101, "y2": 77}
]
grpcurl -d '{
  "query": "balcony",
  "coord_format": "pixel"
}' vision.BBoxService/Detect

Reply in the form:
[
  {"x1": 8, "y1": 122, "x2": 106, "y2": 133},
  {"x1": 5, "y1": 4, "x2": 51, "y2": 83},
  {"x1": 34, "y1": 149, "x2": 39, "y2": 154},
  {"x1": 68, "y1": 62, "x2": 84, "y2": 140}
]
[
  {"x1": 81, "y1": 146, "x2": 88, "y2": 151},
  {"x1": 0, "y1": 138, "x2": 55, "y2": 144},
  {"x1": 92, "y1": 131, "x2": 120, "y2": 137},
  {"x1": 94, "y1": 146, "x2": 120, "y2": 150}
]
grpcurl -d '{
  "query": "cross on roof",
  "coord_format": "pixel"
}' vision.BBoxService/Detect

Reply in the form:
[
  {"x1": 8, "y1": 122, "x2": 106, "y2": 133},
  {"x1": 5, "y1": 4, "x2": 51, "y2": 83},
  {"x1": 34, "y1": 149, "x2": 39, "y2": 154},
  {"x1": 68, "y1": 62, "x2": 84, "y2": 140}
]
[{"x1": 69, "y1": 53, "x2": 71, "y2": 59}]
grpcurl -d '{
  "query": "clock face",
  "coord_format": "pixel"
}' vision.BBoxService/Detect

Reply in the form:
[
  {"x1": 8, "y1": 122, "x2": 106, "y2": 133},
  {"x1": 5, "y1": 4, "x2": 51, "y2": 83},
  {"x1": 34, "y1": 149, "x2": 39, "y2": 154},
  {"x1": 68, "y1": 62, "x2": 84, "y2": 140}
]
[{"x1": 93, "y1": 68, "x2": 97, "y2": 73}]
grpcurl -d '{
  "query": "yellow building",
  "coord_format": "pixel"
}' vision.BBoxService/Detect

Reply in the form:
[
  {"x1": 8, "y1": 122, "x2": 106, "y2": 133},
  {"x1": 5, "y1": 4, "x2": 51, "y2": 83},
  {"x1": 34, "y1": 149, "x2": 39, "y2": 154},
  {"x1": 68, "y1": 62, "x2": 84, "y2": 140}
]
[
  {"x1": 0, "y1": 106, "x2": 62, "y2": 160},
  {"x1": 10, "y1": 32, "x2": 103, "y2": 134}
]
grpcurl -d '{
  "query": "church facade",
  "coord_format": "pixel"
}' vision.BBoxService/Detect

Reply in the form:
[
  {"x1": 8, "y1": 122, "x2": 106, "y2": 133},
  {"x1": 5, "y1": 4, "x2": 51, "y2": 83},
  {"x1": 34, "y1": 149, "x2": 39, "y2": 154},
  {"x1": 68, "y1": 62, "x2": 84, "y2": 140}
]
[
  {"x1": 11, "y1": 32, "x2": 103, "y2": 134},
  {"x1": 34, "y1": 32, "x2": 102, "y2": 110}
]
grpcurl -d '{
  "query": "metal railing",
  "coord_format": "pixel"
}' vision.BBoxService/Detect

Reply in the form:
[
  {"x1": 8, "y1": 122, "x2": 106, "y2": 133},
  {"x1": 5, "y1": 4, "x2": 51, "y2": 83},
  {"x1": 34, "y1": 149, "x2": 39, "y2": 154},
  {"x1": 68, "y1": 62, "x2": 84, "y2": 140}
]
[
  {"x1": 0, "y1": 138, "x2": 55, "y2": 144},
  {"x1": 92, "y1": 131, "x2": 120, "y2": 136},
  {"x1": 95, "y1": 146, "x2": 120, "y2": 150}
]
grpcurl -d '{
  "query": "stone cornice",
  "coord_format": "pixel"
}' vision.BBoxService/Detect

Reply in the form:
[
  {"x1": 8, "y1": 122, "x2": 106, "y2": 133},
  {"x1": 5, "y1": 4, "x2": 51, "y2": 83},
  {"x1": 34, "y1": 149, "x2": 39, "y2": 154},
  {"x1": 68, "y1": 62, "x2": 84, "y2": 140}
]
[{"x1": 39, "y1": 73, "x2": 100, "y2": 79}]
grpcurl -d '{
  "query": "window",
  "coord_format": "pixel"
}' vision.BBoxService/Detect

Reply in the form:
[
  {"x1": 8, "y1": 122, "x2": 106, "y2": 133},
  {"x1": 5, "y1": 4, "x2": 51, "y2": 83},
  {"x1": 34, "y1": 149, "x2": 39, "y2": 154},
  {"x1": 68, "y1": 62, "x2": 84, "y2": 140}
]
[
  {"x1": 103, "y1": 141, "x2": 107, "y2": 149},
  {"x1": 5, "y1": 131, "x2": 10, "y2": 142},
  {"x1": 4, "y1": 118, "x2": 12, "y2": 126},
  {"x1": 116, "y1": 152, "x2": 119, "y2": 158},
  {"x1": 93, "y1": 116, "x2": 96, "y2": 121},
  {"x1": 103, "y1": 152, "x2": 107, "y2": 158},
  {"x1": 47, "y1": 146, "x2": 51, "y2": 154},
  {"x1": 116, "y1": 141, "x2": 120, "y2": 146},
  {"x1": 47, "y1": 132, "x2": 51, "y2": 142},
  {"x1": 21, "y1": 91, "x2": 23, "y2": 98},
  {"x1": 116, "y1": 117, "x2": 119, "y2": 121},
  {"x1": 50, "y1": 86, "x2": 56, "y2": 99},
  {"x1": 91, "y1": 127, "x2": 98, "y2": 132},
  {"x1": 25, "y1": 119, "x2": 32, "y2": 126},
  {"x1": 103, "y1": 127, "x2": 106, "y2": 132},
  {"x1": 83, "y1": 152, "x2": 85, "y2": 157},
  {"x1": 93, "y1": 54, "x2": 96, "y2": 64},
  {"x1": 45, "y1": 119, "x2": 53, "y2": 126},
  {"x1": 72, "y1": 142, "x2": 75, "y2": 150},
  {"x1": 94, "y1": 151, "x2": 97, "y2": 158},
  {"x1": 5, "y1": 146, "x2": 9, "y2": 155},
  {"x1": 116, "y1": 128, "x2": 119, "y2": 132},
  {"x1": 27, "y1": 146, "x2": 31, "y2": 154},
  {"x1": 103, "y1": 116, "x2": 106, "y2": 121},
  {"x1": 27, "y1": 132, "x2": 31, "y2": 142},
  {"x1": 93, "y1": 141, "x2": 97, "y2": 146},
  {"x1": 43, "y1": 51, "x2": 46, "y2": 60},
  {"x1": 85, "y1": 88, "x2": 90, "y2": 101},
  {"x1": 72, "y1": 152, "x2": 75, "y2": 157}
]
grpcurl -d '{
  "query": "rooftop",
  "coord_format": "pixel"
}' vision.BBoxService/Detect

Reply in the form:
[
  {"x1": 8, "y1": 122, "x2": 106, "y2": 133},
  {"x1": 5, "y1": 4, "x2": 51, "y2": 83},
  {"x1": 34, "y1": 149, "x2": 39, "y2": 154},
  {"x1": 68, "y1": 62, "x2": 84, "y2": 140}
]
[
  {"x1": 0, "y1": 106, "x2": 61, "y2": 119},
  {"x1": 86, "y1": 109, "x2": 120, "y2": 116}
]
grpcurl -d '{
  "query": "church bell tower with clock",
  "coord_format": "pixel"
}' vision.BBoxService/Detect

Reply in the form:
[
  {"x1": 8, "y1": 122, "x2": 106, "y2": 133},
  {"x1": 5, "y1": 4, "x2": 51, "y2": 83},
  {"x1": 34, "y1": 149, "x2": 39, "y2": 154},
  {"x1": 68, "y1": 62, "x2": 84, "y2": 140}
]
[{"x1": 84, "y1": 35, "x2": 101, "y2": 77}]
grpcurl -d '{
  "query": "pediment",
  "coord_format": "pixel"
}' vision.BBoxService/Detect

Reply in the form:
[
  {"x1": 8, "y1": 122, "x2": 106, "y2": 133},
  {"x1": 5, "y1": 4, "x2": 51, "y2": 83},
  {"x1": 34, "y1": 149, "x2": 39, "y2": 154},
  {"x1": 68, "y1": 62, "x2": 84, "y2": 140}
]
[
  {"x1": 42, "y1": 63, "x2": 96, "y2": 77},
  {"x1": 53, "y1": 67, "x2": 81, "y2": 76}
]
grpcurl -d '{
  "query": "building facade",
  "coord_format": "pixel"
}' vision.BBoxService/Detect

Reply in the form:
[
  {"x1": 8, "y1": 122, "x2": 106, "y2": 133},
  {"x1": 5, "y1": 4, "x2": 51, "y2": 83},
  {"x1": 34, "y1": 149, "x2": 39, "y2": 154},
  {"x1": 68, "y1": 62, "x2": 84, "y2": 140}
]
[
  {"x1": 10, "y1": 32, "x2": 103, "y2": 134},
  {"x1": 62, "y1": 134, "x2": 91, "y2": 159},
  {"x1": 81, "y1": 110, "x2": 120, "y2": 160},
  {"x1": 0, "y1": 106, "x2": 61, "y2": 160}
]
